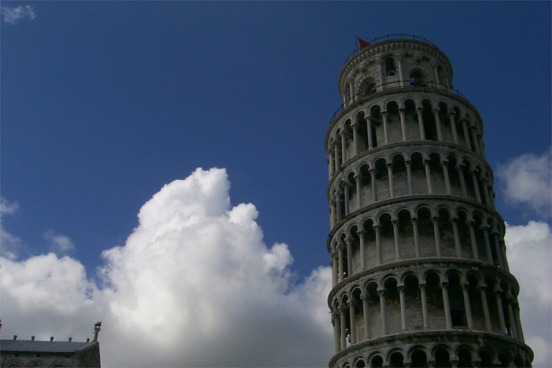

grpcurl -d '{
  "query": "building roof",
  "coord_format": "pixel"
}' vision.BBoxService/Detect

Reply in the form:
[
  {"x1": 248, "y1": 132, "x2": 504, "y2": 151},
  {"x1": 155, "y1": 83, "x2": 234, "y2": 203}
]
[{"x1": 0, "y1": 339, "x2": 98, "y2": 354}]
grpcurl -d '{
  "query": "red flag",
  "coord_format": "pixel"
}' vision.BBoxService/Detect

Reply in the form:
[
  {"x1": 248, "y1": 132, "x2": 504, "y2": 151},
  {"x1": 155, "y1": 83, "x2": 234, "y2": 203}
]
[{"x1": 356, "y1": 35, "x2": 370, "y2": 50}]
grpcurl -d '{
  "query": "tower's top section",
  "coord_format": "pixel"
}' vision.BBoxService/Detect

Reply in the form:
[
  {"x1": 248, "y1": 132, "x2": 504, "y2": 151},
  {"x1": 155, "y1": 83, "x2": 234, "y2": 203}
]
[{"x1": 338, "y1": 34, "x2": 453, "y2": 106}]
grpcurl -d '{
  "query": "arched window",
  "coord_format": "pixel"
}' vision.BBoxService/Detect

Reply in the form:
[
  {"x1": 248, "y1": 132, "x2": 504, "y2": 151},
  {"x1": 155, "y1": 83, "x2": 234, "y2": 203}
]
[
  {"x1": 385, "y1": 56, "x2": 397, "y2": 76},
  {"x1": 359, "y1": 78, "x2": 377, "y2": 97},
  {"x1": 410, "y1": 69, "x2": 426, "y2": 87}
]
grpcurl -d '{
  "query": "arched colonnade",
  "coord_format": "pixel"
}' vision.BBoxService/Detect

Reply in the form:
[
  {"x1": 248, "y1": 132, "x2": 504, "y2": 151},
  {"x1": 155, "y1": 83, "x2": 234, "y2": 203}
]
[
  {"x1": 330, "y1": 267, "x2": 524, "y2": 354},
  {"x1": 335, "y1": 341, "x2": 530, "y2": 368},
  {"x1": 327, "y1": 97, "x2": 484, "y2": 177},
  {"x1": 328, "y1": 150, "x2": 495, "y2": 226},
  {"x1": 329, "y1": 203, "x2": 509, "y2": 283}
]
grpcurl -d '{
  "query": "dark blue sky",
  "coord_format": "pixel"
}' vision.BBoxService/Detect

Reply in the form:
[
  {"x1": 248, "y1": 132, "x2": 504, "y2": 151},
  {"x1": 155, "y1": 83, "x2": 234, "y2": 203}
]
[{"x1": 2, "y1": 1, "x2": 550, "y2": 280}]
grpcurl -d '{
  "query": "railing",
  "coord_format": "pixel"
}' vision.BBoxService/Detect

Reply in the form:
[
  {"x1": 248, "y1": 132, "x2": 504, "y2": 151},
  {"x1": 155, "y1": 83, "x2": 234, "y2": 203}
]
[
  {"x1": 328, "y1": 80, "x2": 468, "y2": 125},
  {"x1": 344, "y1": 33, "x2": 440, "y2": 64}
]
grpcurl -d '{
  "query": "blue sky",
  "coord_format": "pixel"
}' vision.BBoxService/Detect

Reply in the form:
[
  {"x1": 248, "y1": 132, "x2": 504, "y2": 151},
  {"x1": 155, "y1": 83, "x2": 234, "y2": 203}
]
[{"x1": 1, "y1": 2, "x2": 551, "y2": 367}]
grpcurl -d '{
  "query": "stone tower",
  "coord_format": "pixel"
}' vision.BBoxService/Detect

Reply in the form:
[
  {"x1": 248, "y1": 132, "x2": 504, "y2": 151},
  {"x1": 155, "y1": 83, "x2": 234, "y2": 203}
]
[{"x1": 325, "y1": 35, "x2": 533, "y2": 368}]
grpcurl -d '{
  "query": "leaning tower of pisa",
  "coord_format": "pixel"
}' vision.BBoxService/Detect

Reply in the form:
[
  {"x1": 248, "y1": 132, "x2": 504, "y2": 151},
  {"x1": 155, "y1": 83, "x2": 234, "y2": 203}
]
[{"x1": 326, "y1": 35, "x2": 533, "y2": 368}]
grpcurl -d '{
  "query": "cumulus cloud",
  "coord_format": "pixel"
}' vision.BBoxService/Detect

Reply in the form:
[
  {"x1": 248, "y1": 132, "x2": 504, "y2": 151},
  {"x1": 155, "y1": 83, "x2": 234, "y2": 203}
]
[
  {"x1": 1, "y1": 166, "x2": 549, "y2": 366},
  {"x1": 506, "y1": 221, "x2": 552, "y2": 367},
  {"x1": 44, "y1": 230, "x2": 75, "y2": 255},
  {"x1": 0, "y1": 198, "x2": 21, "y2": 260},
  {"x1": 497, "y1": 148, "x2": 552, "y2": 218},
  {"x1": 0, "y1": 168, "x2": 333, "y2": 367},
  {"x1": 1, "y1": 5, "x2": 36, "y2": 25}
]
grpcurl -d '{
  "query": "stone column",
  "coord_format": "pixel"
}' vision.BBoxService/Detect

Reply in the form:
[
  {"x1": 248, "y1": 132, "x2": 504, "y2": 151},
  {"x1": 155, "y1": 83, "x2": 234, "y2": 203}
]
[
  {"x1": 483, "y1": 226, "x2": 494, "y2": 265},
  {"x1": 399, "y1": 108, "x2": 407, "y2": 141},
  {"x1": 469, "y1": 126, "x2": 481, "y2": 155},
  {"x1": 452, "y1": 218, "x2": 462, "y2": 258},
  {"x1": 355, "y1": 174, "x2": 362, "y2": 210},
  {"x1": 358, "y1": 229, "x2": 366, "y2": 270},
  {"x1": 328, "y1": 149, "x2": 335, "y2": 176},
  {"x1": 480, "y1": 284, "x2": 492, "y2": 332},
  {"x1": 468, "y1": 221, "x2": 479, "y2": 261},
  {"x1": 352, "y1": 121, "x2": 359, "y2": 157},
  {"x1": 336, "y1": 190, "x2": 343, "y2": 223},
  {"x1": 340, "y1": 305, "x2": 347, "y2": 348},
  {"x1": 471, "y1": 171, "x2": 482, "y2": 203},
  {"x1": 346, "y1": 238, "x2": 353, "y2": 277},
  {"x1": 449, "y1": 112, "x2": 459, "y2": 144},
  {"x1": 392, "y1": 219, "x2": 400, "y2": 260},
  {"x1": 433, "y1": 108, "x2": 443, "y2": 141},
  {"x1": 378, "y1": 288, "x2": 387, "y2": 335},
  {"x1": 337, "y1": 243, "x2": 344, "y2": 282},
  {"x1": 349, "y1": 300, "x2": 357, "y2": 344},
  {"x1": 495, "y1": 287, "x2": 507, "y2": 333},
  {"x1": 329, "y1": 197, "x2": 336, "y2": 228},
  {"x1": 331, "y1": 249, "x2": 338, "y2": 286},
  {"x1": 506, "y1": 296, "x2": 518, "y2": 339},
  {"x1": 462, "y1": 283, "x2": 474, "y2": 329},
  {"x1": 334, "y1": 142, "x2": 340, "y2": 171},
  {"x1": 362, "y1": 293, "x2": 370, "y2": 339},
  {"x1": 482, "y1": 179, "x2": 492, "y2": 206},
  {"x1": 405, "y1": 160, "x2": 413, "y2": 195},
  {"x1": 374, "y1": 224, "x2": 382, "y2": 265},
  {"x1": 412, "y1": 217, "x2": 421, "y2": 257},
  {"x1": 500, "y1": 241, "x2": 510, "y2": 272},
  {"x1": 442, "y1": 160, "x2": 452, "y2": 194},
  {"x1": 370, "y1": 168, "x2": 377, "y2": 203},
  {"x1": 461, "y1": 119, "x2": 471, "y2": 148},
  {"x1": 397, "y1": 58, "x2": 404, "y2": 87},
  {"x1": 441, "y1": 282, "x2": 453, "y2": 329},
  {"x1": 417, "y1": 106, "x2": 426, "y2": 140},
  {"x1": 513, "y1": 301, "x2": 526, "y2": 342},
  {"x1": 343, "y1": 184, "x2": 350, "y2": 216},
  {"x1": 399, "y1": 284, "x2": 407, "y2": 330},
  {"x1": 432, "y1": 217, "x2": 441, "y2": 257},
  {"x1": 491, "y1": 231, "x2": 504, "y2": 268},
  {"x1": 387, "y1": 163, "x2": 394, "y2": 198},
  {"x1": 458, "y1": 164, "x2": 468, "y2": 197},
  {"x1": 420, "y1": 283, "x2": 429, "y2": 329},
  {"x1": 381, "y1": 111, "x2": 389, "y2": 145},
  {"x1": 340, "y1": 130, "x2": 347, "y2": 165},
  {"x1": 333, "y1": 313, "x2": 340, "y2": 353},
  {"x1": 424, "y1": 159, "x2": 433, "y2": 194},
  {"x1": 367, "y1": 117, "x2": 374, "y2": 149}
]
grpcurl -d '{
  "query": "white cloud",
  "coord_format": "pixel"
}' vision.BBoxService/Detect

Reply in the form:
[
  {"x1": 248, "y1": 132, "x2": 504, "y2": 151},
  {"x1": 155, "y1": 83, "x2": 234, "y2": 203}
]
[
  {"x1": 1, "y1": 5, "x2": 36, "y2": 25},
  {"x1": 6, "y1": 165, "x2": 547, "y2": 366},
  {"x1": 0, "y1": 198, "x2": 21, "y2": 260},
  {"x1": 497, "y1": 148, "x2": 552, "y2": 218},
  {"x1": 506, "y1": 221, "x2": 552, "y2": 368},
  {"x1": 44, "y1": 230, "x2": 75, "y2": 254},
  {"x1": 0, "y1": 168, "x2": 333, "y2": 367}
]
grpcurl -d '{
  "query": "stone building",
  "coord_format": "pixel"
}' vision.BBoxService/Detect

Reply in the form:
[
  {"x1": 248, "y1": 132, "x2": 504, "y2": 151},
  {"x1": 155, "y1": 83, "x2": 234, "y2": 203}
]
[
  {"x1": 0, "y1": 323, "x2": 101, "y2": 368},
  {"x1": 325, "y1": 35, "x2": 533, "y2": 367}
]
